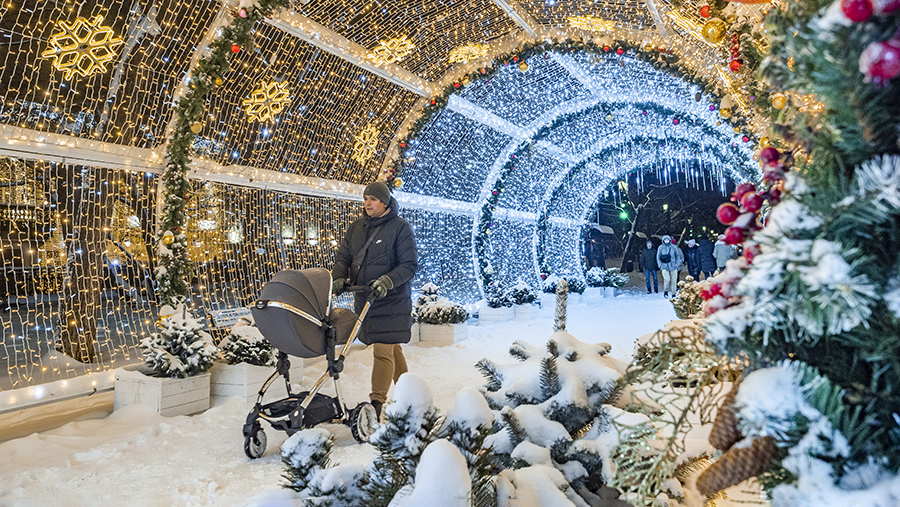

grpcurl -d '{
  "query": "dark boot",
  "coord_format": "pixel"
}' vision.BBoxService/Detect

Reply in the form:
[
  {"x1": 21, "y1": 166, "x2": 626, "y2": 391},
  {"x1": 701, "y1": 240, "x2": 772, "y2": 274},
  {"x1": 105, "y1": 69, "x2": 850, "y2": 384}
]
[
  {"x1": 371, "y1": 400, "x2": 383, "y2": 421},
  {"x1": 663, "y1": 291, "x2": 668, "y2": 298}
]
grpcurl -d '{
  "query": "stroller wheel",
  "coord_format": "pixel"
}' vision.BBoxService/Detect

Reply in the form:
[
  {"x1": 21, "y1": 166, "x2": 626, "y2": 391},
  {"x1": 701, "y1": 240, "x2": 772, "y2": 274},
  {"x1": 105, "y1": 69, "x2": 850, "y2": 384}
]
[
  {"x1": 244, "y1": 426, "x2": 267, "y2": 459},
  {"x1": 349, "y1": 402, "x2": 378, "y2": 443}
]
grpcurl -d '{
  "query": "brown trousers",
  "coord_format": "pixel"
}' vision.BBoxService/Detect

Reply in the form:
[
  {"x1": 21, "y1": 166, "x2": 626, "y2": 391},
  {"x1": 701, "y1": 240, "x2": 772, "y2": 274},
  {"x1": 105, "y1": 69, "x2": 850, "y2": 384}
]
[{"x1": 370, "y1": 343, "x2": 408, "y2": 404}]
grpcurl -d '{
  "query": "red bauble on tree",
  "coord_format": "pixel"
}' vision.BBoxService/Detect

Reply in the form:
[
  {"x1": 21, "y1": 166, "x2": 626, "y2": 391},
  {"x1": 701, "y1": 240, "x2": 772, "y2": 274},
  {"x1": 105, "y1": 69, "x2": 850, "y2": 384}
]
[
  {"x1": 760, "y1": 147, "x2": 781, "y2": 165},
  {"x1": 699, "y1": 5, "x2": 711, "y2": 17},
  {"x1": 603, "y1": 45, "x2": 610, "y2": 52},
  {"x1": 231, "y1": 44, "x2": 240, "y2": 53},
  {"x1": 717, "y1": 202, "x2": 741, "y2": 225},
  {"x1": 729, "y1": 59, "x2": 742, "y2": 72},
  {"x1": 872, "y1": 0, "x2": 900, "y2": 14},
  {"x1": 740, "y1": 192, "x2": 764, "y2": 213},
  {"x1": 616, "y1": 47, "x2": 624, "y2": 55},
  {"x1": 841, "y1": 0, "x2": 874, "y2": 21},
  {"x1": 733, "y1": 182, "x2": 757, "y2": 201},
  {"x1": 859, "y1": 39, "x2": 900, "y2": 83},
  {"x1": 724, "y1": 226, "x2": 745, "y2": 245}
]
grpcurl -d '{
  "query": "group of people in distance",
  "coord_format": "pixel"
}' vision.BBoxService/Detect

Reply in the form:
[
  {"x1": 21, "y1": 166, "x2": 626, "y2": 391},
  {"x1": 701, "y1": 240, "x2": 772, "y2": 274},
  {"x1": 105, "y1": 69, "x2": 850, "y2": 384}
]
[{"x1": 639, "y1": 234, "x2": 738, "y2": 298}]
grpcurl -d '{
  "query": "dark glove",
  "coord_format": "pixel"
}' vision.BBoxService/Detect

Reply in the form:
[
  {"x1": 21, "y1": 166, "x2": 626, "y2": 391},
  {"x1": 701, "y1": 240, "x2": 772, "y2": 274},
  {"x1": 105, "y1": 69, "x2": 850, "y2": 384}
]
[
  {"x1": 369, "y1": 275, "x2": 393, "y2": 299},
  {"x1": 332, "y1": 278, "x2": 346, "y2": 295}
]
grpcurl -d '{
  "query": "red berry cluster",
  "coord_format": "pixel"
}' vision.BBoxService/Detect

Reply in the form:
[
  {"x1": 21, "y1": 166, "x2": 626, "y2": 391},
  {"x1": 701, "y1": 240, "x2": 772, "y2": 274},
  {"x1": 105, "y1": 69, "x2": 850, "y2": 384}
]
[
  {"x1": 729, "y1": 33, "x2": 742, "y2": 73},
  {"x1": 715, "y1": 147, "x2": 786, "y2": 246},
  {"x1": 841, "y1": 0, "x2": 900, "y2": 83}
]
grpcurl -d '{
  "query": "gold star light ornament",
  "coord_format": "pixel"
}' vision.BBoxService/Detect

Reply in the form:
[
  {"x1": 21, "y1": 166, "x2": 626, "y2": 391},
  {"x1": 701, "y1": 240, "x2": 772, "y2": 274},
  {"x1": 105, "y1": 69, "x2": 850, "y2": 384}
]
[
  {"x1": 41, "y1": 15, "x2": 124, "y2": 80},
  {"x1": 448, "y1": 43, "x2": 490, "y2": 64},
  {"x1": 369, "y1": 36, "x2": 416, "y2": 66},
  {"x1": 242, "y1": 80, "x2": 291, "y2": 122},
  {"x1": 352, "y1": 125, "x2": 380, "y2": 165},
  {"x1": 567, "y1": 16, "x2": 616, "y2": 33}
]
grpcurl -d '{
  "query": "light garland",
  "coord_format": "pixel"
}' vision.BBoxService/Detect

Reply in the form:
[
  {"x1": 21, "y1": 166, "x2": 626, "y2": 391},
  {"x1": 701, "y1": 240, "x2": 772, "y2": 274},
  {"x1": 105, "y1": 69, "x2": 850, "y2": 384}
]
[{"x1": 567, "y1": 15, "x2": 616, "y2": 33}]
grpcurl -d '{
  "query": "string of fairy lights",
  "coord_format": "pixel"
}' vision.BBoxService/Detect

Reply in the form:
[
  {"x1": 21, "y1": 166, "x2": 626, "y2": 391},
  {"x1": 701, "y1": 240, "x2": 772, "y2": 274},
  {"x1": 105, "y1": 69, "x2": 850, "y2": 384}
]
[{"x1": 0, "y1": 0, "x2": 769, "y2": 397}]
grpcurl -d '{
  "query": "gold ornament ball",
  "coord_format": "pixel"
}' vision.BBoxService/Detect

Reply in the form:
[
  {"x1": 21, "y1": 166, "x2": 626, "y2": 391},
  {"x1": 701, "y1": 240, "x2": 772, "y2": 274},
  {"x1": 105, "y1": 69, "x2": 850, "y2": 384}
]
[
  {"x1": 701, "y1": 18, "x2": 727, "y2": 44},
  {"x1": 162, "y1": 234, "x2": 174, "y2": 245},
  {"x1": 734, "y1": 126, "x2": 741, "y2": 133},
  {"x1": 759, "y1": 136, "x2": 770, "y2": 149},
  {"x1": 462, "y1": 75, "x2": 471, "y2": 86},
  {"x1": 190, "y1": 122, "x2": 203, "y2": 134},
  {"x1": 772, "y1": 93, "x2": 787, "y2": 109},
  {"x1": 393, "y1": 178, "x2": 403, "y2": 189},
  {"x1": 215, "y1": 78, "x2": 223, "y2": 86},
  {"x1": 519, "y1": 62, "x2": 529, "y2": 72},
  {"x1": 719, "y1": 107, "x2": 732, "y2": 119}
]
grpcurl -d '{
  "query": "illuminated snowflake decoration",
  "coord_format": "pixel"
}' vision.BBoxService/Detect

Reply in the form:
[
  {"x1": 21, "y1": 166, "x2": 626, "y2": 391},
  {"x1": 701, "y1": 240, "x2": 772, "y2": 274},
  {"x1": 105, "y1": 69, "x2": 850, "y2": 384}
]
[
  {"x1": 368, "y1": 36, "x2": 416, "y2": 66},
  {"x1": 352, "y1": 125, "x2": 380, "y2": 165},
  {"x1": 40, "y1": 16, "x2": 124, "y2": 80},
  {"x1": 241, "y1": 80, "x2": 291, "y2": 122},
  {"x1": 567, "y1": 16, "x2": 616, "y2": 33},
  {"x1": 448, "y1": 43, "x2": 490, "y2": 64}
]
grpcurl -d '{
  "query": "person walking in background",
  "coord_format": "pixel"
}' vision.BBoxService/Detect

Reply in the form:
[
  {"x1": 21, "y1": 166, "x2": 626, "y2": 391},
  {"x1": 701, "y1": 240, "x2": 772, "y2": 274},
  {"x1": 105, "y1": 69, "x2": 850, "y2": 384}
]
[
  {"x1": 657, "y1": 235, "x2": 684, "y2": 298},
  {"x1": 331, "y1": 181, "x2": 418, "y2": 420},
  {"x1": 640, "y1": 240, "x2": 658, "y2": 294},
  {"x1": 713, "y1": 234, "x2": 738, "y2": 274},
  {"x1": 699, "y1": 237, "x2": 716, "y2": 279},
  {"x1": 684, "y1": 239, "x2": 701, "y2": 281}
]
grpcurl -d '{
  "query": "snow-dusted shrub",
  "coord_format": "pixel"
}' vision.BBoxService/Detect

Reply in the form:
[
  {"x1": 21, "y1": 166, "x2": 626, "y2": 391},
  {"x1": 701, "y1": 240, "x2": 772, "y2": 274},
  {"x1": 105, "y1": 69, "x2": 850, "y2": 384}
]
[
  {"x1": 219, "y1": 315, "x2": 275, "y2": 367},
  {"x1": 603, "y1": 268, "x2": 629, "y2": 289},
  {"x1": 140, "y1": 305, "x2": 217, "y2": 378},
  {"x1": 413, "y1": 283, "x2": 469, "y2": 325},
  {"x1": 565, "y1": 277, "x2": 586, "y2": 294},
  {"x1": 541, "y1": 275, "x2": 584, "y2": 294},
  {"x1": 541, "y1": 274, "x2": 562, "y2": 294},
  {"x1": 485, "y1": 280, "x2": 513, "y2": 308},
  {"x1": 476, "y1": 331, "x2": 649, "y2": 501},
  {"x1": 282, "y1": 428, "x2": 333, "y2": 493},
  {"x1": 506, "y1": 279, "x2": 537, "y2": 305},
  {"x1": 585, "y1": 267, "x2": 607, "y2": 288}
]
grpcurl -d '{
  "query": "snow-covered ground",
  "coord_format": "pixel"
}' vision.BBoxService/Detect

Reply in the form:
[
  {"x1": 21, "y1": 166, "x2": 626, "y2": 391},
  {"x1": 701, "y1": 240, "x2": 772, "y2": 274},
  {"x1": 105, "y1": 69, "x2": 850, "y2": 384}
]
[{"x1": 0, "y1": 289, "x2": 676, "y2": 507}]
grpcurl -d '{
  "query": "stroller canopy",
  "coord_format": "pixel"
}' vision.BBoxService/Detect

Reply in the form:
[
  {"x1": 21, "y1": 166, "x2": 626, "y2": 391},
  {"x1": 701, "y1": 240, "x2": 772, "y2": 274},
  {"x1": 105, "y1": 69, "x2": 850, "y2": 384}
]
[{"x1": 252, "y1": 268, "x2": 336, "y2": 358}]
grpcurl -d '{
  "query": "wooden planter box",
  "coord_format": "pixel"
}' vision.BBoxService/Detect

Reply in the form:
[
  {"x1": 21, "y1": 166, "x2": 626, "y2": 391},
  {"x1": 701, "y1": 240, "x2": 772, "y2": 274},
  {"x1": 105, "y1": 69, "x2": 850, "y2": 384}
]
[
  {"x1": 604, "y1": 287, "x2": 618, "y2": 298},
  {"x1": 514, "y1": 304, "x2": 535, "y2": 321},
  {"x1": 417, "y1": 323, "x2": 467, "y2": 347},
  {"x1": 209, "y1": 360, "x2": 304, "y2": 407},
  {"x1": 114, "y1": 369, "x2": 210, "y2": 417},
  {"x1": 479, "y1": 305, "x2": 512, "y2": 324},
  {"x1": 410, "y1": 322, "x2": 420, "y2": 344}
]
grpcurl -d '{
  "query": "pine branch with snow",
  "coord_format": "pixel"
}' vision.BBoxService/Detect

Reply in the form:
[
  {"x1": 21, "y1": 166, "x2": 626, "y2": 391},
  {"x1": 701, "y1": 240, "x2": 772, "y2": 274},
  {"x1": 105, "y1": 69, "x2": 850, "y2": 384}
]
[
  {"x1": 281, "y1": 428, "x2": 333, "y2": 493},
  {"x1": 219, "y1": 316, "x2": 275, "y2": 367}
]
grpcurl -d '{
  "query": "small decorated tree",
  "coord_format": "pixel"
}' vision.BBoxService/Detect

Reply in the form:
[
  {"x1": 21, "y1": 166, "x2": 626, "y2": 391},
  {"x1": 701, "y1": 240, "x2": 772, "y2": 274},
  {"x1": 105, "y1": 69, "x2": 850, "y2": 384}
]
[
  {"x1": 484, "y1": 280, "x2": 513, "y2": 309},
  {"x1": 140, "y1": 305, "x2": 217, "y2": 378},
  {"x1": 585, "y1": 267, "x2": 607, "y2": 288},
  {"x1": 506, "y1": 279, "x2": 538, "y2": 306},
  {"x1": 218, "y1": 315, "x2": 276, "y2": 367},
  {"x1": 603, "y1": 268, "x2": 629, "y2": 289},
  {"x1": 671, "y1": 276, "x2": 708, "y2": 319}
]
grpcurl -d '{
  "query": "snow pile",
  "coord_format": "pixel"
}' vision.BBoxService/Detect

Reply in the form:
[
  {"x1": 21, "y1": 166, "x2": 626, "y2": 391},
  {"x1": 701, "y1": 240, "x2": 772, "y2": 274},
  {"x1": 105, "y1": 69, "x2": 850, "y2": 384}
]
[
  {"x1": 413, "y1": 283, "x2": 469, "y2": 325},
  {"x1": 392, "y1": 440, "x2": 470, "y2": 507},
  {"x1": 218, "y1": 315, "x2": 275, "y2": 367}
]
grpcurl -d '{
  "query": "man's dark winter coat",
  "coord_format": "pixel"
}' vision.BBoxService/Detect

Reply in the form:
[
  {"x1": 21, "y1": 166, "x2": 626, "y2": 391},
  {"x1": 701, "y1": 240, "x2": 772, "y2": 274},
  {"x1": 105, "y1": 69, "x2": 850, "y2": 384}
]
[
  {"x1": 640, "y1": 245, "x2": 659, "y2": 272},
  {"x1": 332, "y1": 197, "x2": 418, "y2": 345},
  {"x1": 685, "y1": 244, "x2": 701, "y2": 277},
  {"x1": 699, "y1": 239, "x2": 716, "y2": 272}
]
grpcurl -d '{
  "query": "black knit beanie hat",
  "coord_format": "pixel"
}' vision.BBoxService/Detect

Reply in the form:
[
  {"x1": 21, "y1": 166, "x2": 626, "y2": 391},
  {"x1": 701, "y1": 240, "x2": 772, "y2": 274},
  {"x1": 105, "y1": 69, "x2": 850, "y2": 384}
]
[{"x1": 364, "y1": 181, "x2": 391, "y2": 206}]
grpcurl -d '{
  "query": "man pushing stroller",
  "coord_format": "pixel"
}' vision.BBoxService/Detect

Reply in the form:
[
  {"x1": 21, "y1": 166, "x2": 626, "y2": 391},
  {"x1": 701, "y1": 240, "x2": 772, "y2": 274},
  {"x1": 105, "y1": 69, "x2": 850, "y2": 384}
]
[{"x1": 331, "y1": 181, "x2": 418, "y2": 420}]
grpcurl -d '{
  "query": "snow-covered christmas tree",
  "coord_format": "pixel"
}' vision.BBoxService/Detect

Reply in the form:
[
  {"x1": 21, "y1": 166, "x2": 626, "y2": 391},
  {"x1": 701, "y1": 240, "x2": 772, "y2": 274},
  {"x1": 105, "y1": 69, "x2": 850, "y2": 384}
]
[
  {"x1": 413, "y1": 283, "x2": 469, "y2": 325},
  {"x1": 140, "y1": 305, "x2": 217, "y2": 378},
  {"x1": 218, "y1": 315, "x2": 275, "y2": 367}
]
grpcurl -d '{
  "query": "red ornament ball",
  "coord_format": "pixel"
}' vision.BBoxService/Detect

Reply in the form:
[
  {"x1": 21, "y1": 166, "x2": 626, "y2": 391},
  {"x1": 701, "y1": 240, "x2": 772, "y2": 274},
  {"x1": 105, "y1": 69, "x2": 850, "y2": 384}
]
[
  {"x1": 603, "y1": 45, "x2": 611, "y2": 52},
  {"x1": 760, "y1": 147, "x2": 781, "y2": 165},
  {"x1": 717, "y1": 202, "x2": 741, "y2": 225},
  {"x1": 724, "y1": 226, "x2": 745, "y2": 245},
  {"x1": 480, "y1": 67, "x2": 487, "y2": 74},
  {"x1": 430, "y1": 99, "x2": 436, "y2": 105},
  {"x1": 513, "y1": 56, "x2": 519, "y2": 62},
  {"x1": 238, "y1": 8, "x2": 248, "y2": 17},
  {"x1": 734, "y1": 182, "x2": 757, "y2": 200},
  {"x1": 740, "y1": 192, "x2": 764, "y2": 213},
  {"x1": 673, "y1": 118, "x2": 680, "y2": 125},
  {"x1": 231, "y1": 44, "x2": 240, "y2": 53},
  {"x1": 729, "y1": 59, "x2": 742, "y2": 72},
  {"x1": 841, "y1": 0, "x2": 874, "y2": 21},
  {"x1": 400, "y1": 142, "x2": 406, "y2": 148},
  {"x1": 872, "y1": 0, "x2": 900, "y2": 14},
  {"x1": 616, "y1": 47, "x2": 624, "y2": 55},
  {"x1": 859, "y1": 40, "x2": 900, "y2": 83},
  {"x1": 742, "y1": 136, "x2": 750, "y2": 143},
  {"x1": 699, "y1": 5, "x2": 711, "y2": 17},
  {"x1": 454, "y1": 82, "x2": 461, "y2": 89},
  {"x1": 642, "y1": 110, "x2": 648, "y2": 115}
]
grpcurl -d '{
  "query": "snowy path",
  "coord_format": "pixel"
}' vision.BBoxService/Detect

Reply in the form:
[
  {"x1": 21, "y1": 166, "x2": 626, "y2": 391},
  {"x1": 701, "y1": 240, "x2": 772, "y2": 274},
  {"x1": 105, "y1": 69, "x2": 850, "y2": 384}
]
[{"x1": 0, "y1": 289, "x2": 676, "y2": 507}]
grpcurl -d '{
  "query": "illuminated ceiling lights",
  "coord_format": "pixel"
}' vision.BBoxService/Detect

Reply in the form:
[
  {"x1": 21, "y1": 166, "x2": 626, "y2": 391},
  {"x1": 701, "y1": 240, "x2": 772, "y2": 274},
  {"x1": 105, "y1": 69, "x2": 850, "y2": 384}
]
[
  {"x1": 352, "y1": 125, "x2": 380, "y2": 165},
  {"x1": 241, "y1": 80, "x2": 292, "y2": 123},
  {"x1": 368, "y1": 36, "x2": 417, "y2": 66},
  {"x1": 40, "y1": 16, "x2": 124, "y2": 80},
  {"x1": 448, "y1": 43, "x2": 490, "y2": 64},
  {"x1": 566, "y1": 15, "x2": 616, "y2": 33}
]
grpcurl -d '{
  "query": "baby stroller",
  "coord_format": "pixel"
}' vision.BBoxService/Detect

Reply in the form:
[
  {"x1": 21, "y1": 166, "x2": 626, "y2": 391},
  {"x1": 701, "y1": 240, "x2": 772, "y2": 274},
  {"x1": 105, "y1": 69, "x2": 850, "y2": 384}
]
[{"x1": 242, "y1": 268, "x2": 378, "y2": 459}]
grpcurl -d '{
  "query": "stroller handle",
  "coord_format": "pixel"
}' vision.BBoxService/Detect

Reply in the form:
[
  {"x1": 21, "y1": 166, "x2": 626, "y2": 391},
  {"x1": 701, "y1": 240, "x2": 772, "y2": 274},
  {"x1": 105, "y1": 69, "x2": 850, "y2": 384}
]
[{"x1": 344, "y1": 285, "x2": 378, "y2": 302}]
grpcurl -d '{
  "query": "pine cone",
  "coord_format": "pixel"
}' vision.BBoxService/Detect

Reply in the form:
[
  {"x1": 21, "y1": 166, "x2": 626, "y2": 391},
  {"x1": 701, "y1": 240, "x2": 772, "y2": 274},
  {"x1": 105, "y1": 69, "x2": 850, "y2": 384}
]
[
  {"x1": 696, "y1": 436, "x2": 778, "y2": 497},
  {"x1": 709, "y1": 379, "x2": 742, "y2": 451}
]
